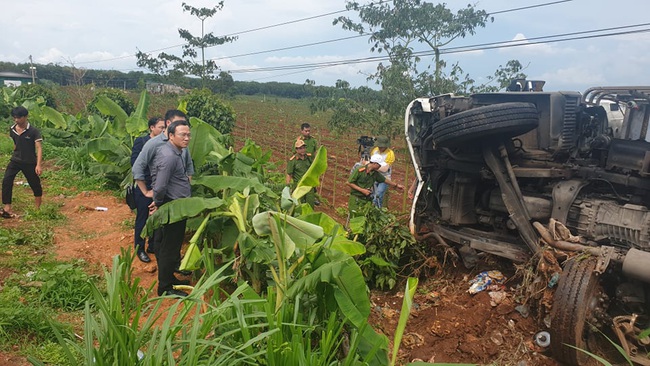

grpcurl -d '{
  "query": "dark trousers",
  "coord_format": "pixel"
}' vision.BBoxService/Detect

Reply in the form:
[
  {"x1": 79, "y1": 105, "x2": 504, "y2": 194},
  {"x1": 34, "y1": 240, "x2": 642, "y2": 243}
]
[
  {"x1": 2, "y1": 161, "x2": 43, "y2": 204},
  {"x1": 157, "y1": 219, "x2": 186, "y2": 295},
  {"x1": 133, "y1": 186, "x2": 161, "y2": 252}
]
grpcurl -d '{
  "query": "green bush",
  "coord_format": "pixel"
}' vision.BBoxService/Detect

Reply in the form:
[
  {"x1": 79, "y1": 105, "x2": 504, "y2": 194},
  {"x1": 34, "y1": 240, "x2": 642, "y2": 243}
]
[
  {"x1": 183, "y1": 88, "x2": 236, "y2": 134},
  {"x1": 0, "y1": 84, "x2": 57, "y2": 118},
  {"x1": 15, "y1": 84, "x2": 57, "y2": 108},
  {"x1": 87, "y1": 88, "x2": 135, "y2": 117},
  {"x1": 29, "y1": 262, "x2": 94, "y2": 311}
]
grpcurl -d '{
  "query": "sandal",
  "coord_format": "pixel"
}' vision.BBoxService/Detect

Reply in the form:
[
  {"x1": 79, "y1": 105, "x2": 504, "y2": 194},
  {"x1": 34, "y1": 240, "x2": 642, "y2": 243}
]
[{"x1": 0, "y1": 210, "x2": 17, "y2": 219}]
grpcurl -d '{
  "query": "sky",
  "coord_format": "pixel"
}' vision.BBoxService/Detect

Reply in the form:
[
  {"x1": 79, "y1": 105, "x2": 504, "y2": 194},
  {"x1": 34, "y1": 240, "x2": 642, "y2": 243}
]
[{"x1": 2, "y1": 0, "x2": 649, "y2": 93}]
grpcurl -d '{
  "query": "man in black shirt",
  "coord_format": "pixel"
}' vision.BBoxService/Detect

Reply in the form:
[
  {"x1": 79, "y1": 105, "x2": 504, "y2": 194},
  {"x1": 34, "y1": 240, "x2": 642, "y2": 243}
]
[
  {"x1": 150, "y1": 120, "x2": 192, "y2": 297},
  {"x1": 2, "y1": 107, "x2": 43, "y2": 218}
]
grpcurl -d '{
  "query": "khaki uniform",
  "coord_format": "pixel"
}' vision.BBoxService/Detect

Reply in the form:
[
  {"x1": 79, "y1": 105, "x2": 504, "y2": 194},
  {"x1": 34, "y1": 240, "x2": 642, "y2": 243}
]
[
  {"x1": 287, "y1": 153, "x2": 315, "y2": 206},
  {"x1": 347, "y1": 164, "x2": 386, "y2": 216}
]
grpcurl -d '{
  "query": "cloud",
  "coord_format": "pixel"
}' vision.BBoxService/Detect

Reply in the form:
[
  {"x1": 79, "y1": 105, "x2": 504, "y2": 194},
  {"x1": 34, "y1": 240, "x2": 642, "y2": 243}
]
[
  {"x1": 498, "y1": 33, "x2": 572, "y2": 56},
  {"x1": 537, "y1": 67, "x2": 606, "y2": 88}
]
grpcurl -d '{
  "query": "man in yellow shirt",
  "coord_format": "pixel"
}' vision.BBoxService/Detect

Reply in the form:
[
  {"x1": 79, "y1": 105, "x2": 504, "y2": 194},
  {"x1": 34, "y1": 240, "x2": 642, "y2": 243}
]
[{"x1": 369, "y1": 136, "x2": 395, "y2": 208}]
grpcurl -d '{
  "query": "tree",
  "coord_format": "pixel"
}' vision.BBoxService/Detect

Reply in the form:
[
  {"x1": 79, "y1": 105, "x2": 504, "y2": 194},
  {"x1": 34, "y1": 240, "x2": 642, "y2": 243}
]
[
  {"x1": 323, "y1": 0, "x2": 525, "y2": 135},
  {"x1": 136, "y1": 1, "x2": 237, "y2": 88}
]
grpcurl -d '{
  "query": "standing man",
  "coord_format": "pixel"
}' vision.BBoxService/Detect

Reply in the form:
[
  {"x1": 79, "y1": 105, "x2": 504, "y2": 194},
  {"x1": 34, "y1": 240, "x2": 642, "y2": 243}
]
[
  {"x1": 346, "y1": 154, "x2": 403, "y2": 218},
  {"x1": 369, "y1": 136, "x2": 395, "y2": 208},
  {"x1": 286, "y1": 139, "x2": 315, "y2": 206},
  {"x1": 132, "y1": 110, "x2": 193, "y2": 271},
  {"x1": 295, "y1": 122, "x2": 320, "y2": 204},
  {"x1": 151, "y1": 120, "x2": 192, "y2": 298},
  {"x1": 130, "y1": 116, "x2": 165, "y2": 263},
  {"x1": 295, "y1": 123, "x2": 318, "y2": 155},
  {"x1": 2, "y1": 107, "x2": 43, "y2": 218}
]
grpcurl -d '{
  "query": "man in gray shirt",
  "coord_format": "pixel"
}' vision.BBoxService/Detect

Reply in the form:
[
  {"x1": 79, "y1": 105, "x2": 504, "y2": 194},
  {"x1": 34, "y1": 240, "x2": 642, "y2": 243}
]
[
  {"x1": 150, "y1": 120, "x2": 192, "y2": 297},
  {"x1": 132, "y1": 109, "x2": 194, "y2": 198},
  {"x1": 132, "y1": 110, "x2": 193, "y2": 273}
]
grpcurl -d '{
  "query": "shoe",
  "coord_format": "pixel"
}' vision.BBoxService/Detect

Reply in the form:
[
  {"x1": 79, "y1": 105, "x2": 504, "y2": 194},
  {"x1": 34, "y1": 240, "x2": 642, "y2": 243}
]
[
  {"x1": 137, "y1": 251, "x2": 151, "y2": 263},
  {"x1": 172, "y1": 277, "x2": 190, "y2": 286},
  {"x1": 0, "y1": 210, "x2": 17, "y2": 219},
  {"x1": 146, "y1": 246, "x2": 156, "y2": 254},
  {"x1": 158, "y1": 289, "x2": 188, "y2": 298}
]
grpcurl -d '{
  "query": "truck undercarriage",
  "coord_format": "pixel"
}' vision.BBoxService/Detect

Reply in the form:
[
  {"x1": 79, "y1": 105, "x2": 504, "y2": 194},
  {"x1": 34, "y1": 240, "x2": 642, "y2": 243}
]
[{"x1": 406, "y1": 85, "x2": 650, "y2": 365}]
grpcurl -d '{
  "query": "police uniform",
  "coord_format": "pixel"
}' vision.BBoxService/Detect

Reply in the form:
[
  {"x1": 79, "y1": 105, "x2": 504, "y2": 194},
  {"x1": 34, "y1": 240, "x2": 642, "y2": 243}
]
[
  {"x1": 295, "y1": 135, "x2": 318, "y2": 155},
  {"x1": 347, "y1": 163, "x2": 386, "y2": 216},
  {"x1": 287, "y1": 151, "x2": 315, "y2": 205}
]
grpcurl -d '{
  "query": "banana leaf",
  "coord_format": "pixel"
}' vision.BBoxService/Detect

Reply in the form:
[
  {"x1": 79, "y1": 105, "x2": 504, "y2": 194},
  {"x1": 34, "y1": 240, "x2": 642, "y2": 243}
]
[
  {"x1": 227, "y1": 192, "x2": 260, "y2": 233},
  {"x1": 179, "y1": 215, "x2": 210, "y2": 271},
  {"x1": 42, "y1": 106, "x2": 67, "y2": 129},
  {"x1": 95, "y1": 95, "x2": 128, "y2": 137},
  {"x1": 188, "y1": 117, "x2": 230, "y2": 168},
  {"x1": 293, "y1": 146, "x2": 327, "y2": 200},
  {"x1": 252, "y1": 211, "x2": 324, "y2": 258},
  {"x1": 192, "y1": 175, "x2": 277, "y2": 198},
  {"x1": 287, "y1": 252, "x2": 388, "y2": 365},
  {"x1": 143, "y1": 197, "x2": 225, "y2": 237}
]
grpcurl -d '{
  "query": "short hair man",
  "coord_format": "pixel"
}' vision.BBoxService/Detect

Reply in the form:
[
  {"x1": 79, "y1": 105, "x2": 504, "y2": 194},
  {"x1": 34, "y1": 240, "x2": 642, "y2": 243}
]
[
  {"x1": 2, "y1": 107, "x2": 43, "y2": 218},
  {"x1": 286, "y1": 139, "x2": 315, "y2": 206},
  {"x1": 295, "y1": 122, "x2": 318, "y2": 155},
  {"x1": 130, "y1": 116, "x2": 166, "y2": 263},
  {"x1": 132, "y1": 110, "x2": 193, "y2": 272},
  {"x1": 369, "y1": 136, "x2": 395, "y2": 208},
  {"x1": 346, "y1": 154, "x2": 403, "y2": 218},
  {"x1": 151, "y1": 120, "x2": 193, "y2": 297}
]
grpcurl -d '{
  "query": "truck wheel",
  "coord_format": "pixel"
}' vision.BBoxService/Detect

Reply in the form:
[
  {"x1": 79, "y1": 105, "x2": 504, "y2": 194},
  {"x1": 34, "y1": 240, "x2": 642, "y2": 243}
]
[
  {"x1": 550, "y1": 258, "x2": 608, "y2": 366},
  {"x1": 431, "y1": 102, "x2": 539, "y2": 147}
]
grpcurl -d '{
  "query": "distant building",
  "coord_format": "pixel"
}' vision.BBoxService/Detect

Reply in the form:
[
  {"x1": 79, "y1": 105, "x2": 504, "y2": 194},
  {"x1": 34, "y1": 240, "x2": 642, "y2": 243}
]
[
  {"x1": 145, "y1": 81, "x2": 184, "y2": 95},
  {"x1": 0, "y1": 71, "x2": 35, "y2": 87}
]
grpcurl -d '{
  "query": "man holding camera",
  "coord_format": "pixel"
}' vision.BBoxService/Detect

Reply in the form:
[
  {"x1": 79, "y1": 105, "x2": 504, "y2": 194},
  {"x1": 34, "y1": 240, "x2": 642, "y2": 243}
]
[
  {"x1": 369, "y1": 136, "x2": 395, "y2": 208},
  {"x1": 346, "y1": 154, "x2": 404, "y2": 218}
]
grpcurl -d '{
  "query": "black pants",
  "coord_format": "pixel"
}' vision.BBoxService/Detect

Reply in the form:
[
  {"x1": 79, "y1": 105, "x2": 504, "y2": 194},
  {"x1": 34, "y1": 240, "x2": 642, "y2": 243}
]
[
  {"x1": 133, "y1": 186, "x2": 161, "y2": 252},
  {"x1": 157, "y1": 219, "x2": 186, "y2": 295},
  {"x1": 2, "y1": 161, "x2": 43, "y2": 204}
]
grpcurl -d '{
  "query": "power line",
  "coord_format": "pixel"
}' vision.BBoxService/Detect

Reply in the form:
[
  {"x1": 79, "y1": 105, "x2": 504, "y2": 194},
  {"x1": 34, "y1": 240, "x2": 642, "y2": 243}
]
[
  {"x1": 224, "y1": 25, "x2": 650, "y2": 74},
  {"x1": 489, "y1": 0, "x2": 572, "y2": 15},
  {"x1": 74, "y1": 0, "x2": 569, "y2": 66},
  {"x1": 209, "y1": 34, "x2": 368, "y2": 61}
]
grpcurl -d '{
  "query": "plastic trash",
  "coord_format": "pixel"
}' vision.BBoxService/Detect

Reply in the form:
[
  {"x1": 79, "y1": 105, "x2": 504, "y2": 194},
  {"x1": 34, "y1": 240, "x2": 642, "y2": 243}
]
[
  {"x1": 468, "y1": 270, "x2": 506, "y2": 294},
  {"x1": 535, "y1": 331, "x2": 551, "y2": 347},
  {"x1": 95, "y1": 207, "x2": 108, "y2": 211},
  {"x1": 548, "y1": 272, "x2": 560, "y2": 288}
]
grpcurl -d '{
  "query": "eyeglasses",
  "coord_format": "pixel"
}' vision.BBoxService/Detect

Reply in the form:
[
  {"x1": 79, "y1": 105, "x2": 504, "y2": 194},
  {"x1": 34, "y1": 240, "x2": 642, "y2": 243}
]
[{"x1": 175, "y1": 132, "x2": 191, "y2": 139}]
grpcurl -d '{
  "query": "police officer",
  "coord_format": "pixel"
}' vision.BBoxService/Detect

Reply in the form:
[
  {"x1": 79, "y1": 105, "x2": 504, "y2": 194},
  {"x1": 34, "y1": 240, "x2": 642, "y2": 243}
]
[
  {"x1": 346, "y1": 154, "x2": 404, "y2": 217},
  {"x1": 286, "y1": 139, "x2": 315, "y2": 206}
]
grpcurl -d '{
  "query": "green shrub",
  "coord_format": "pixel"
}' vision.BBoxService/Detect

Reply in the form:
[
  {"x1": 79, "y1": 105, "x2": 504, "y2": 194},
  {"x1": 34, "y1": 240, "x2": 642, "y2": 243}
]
[
  {"x1": 0, "y1": 287, "x2": 69, "y2": 341},
  {"x1": 350, "y1": 204, "x2": 416, "y2": 290},
  {"x1": 87, "y1": 88, "x2": 135, "y2": 117},
  {"x1": 183, "y1": 88, "x2": 236, "y2": 134},
  {"x1": 14, "y1": 84, "x2": 57, "y2": 109},
  {"x1": 28, "y1": 262, "x2": 94, "y2": 311}
]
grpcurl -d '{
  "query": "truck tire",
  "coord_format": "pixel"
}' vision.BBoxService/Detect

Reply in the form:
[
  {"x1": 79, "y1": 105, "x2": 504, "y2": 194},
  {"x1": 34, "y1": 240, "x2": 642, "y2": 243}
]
[
  {"x1": 550, "y1": 257, "x2": 608, "y2": 366},
  {"x1": 431, "y1": 102, "x2": 539, "y2": 147}
]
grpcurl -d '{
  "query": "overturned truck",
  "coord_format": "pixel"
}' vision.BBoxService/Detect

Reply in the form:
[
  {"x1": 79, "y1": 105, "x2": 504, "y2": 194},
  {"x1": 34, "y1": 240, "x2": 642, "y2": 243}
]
[{"x1": 405, "y1": 83, "x2": 650, "y2": 365}]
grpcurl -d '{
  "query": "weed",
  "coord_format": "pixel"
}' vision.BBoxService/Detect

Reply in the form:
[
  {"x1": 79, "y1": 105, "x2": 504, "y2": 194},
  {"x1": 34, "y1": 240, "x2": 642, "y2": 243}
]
[{"x1": 28, "y1": 261, "x2": 95, "y2": 311}]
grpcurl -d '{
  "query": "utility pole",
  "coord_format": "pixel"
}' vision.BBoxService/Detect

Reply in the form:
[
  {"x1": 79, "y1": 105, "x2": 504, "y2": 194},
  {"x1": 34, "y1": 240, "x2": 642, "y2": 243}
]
[{"x1": 29, "y1": 55, "x2": 36, "y2": 84}]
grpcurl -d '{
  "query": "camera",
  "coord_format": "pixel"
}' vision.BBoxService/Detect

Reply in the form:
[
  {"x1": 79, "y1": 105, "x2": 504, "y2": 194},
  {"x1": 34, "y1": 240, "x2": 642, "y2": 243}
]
[{"x1": 357, "y1": 135, "x2": 375, "y2": 161}]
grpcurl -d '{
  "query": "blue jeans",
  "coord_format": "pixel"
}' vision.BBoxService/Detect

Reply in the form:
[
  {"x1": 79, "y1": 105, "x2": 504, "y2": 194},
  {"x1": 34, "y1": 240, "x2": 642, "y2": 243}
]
[{"x1": 373, "y1": 182, "x2": 388, "y2": 208}]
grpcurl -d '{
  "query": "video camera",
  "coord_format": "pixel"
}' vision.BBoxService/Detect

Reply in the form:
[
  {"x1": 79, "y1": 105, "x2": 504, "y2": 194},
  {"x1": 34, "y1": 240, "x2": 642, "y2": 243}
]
[{"x1": 357, "y1": 135, "x2": 375, "y2": 161}]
